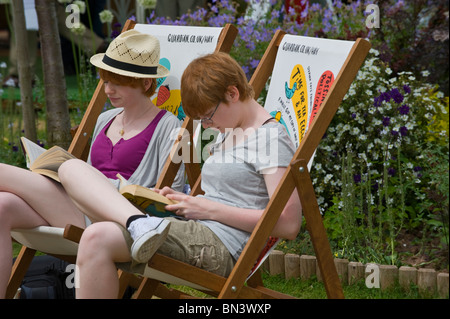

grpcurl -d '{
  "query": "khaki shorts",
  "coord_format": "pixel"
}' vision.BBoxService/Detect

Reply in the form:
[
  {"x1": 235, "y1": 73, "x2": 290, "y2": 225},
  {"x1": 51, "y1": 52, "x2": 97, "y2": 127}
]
[{"x1": 116, "y1": 217, "x2": 235, "y2": 277}]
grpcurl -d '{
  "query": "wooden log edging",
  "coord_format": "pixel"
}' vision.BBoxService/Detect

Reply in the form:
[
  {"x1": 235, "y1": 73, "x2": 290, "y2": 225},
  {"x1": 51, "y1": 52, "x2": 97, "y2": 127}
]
[{"x1": 264, "y1": 250, "x2": 449, "y2": 298}]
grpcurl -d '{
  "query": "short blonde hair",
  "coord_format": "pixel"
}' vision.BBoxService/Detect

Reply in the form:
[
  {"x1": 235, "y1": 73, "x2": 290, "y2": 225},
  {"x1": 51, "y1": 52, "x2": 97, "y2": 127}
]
[
  {"x1": 98, "y1": 68, "x2": 157, "y2": 97},
  {"x1": 180, "y1": 52, "x2": 254, "y2": 119}
]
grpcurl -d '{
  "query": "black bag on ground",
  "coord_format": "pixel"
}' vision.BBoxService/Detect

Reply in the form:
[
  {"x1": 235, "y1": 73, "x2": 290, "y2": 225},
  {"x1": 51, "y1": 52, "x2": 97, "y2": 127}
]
[{"x1": 16, "y1": 255, "x2": 75, "y2": 299}]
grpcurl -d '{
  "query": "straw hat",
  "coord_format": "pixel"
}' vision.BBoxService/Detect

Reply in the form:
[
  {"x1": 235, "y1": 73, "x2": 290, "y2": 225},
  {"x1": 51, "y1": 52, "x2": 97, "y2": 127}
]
[{"x1": 90, "y1": 30, "x2": 169, "y2": 78}]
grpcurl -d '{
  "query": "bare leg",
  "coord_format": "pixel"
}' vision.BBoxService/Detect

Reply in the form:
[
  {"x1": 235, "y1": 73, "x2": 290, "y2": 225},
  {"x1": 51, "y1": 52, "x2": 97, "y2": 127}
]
[
  {"x1": 0, "y1": 163, "x2": 86, "y2": 298},
  {"x1": 0, "y1": 192, "x2": 50, "y2": 298},
  {"x1": 0, "y1": 163, "x2": 86, "y2": 228},
  {"x1": 76, "y1": 222, "x2": 131, "y2": 299},
  {"x1": 58, "y1": 159, "x2": 145, "y2": 227}
]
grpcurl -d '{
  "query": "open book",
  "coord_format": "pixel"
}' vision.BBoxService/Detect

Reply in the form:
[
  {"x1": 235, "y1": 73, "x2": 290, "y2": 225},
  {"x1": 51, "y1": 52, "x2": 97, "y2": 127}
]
[
  {"x1": 20, "y1": 137, "x2": 76, "y2": 182},
  {"x1": 117, "y1": 174, "x2": 178, "y2": 218}
]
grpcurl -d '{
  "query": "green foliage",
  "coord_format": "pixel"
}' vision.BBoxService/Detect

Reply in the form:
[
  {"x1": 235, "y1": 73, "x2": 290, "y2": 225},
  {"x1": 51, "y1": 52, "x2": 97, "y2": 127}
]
[
  {"x1": 261, "y1": 272, "x2": 442, "y2": 299},
  {"x1": 311, "y1": 49, "x2": 448, "y2": 267}
]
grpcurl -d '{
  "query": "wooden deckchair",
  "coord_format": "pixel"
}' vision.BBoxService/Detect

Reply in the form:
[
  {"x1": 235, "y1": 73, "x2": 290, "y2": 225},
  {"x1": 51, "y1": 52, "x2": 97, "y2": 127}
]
[
  {"x1": 127, "y1": 30, "x2": 371, "y2": 299},
  {"x1": 6, "y1": 20, "x2": 238, "y2": 299}
]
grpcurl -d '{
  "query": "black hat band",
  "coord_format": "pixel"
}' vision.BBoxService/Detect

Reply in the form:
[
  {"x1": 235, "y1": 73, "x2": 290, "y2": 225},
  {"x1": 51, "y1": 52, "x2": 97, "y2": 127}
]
[{"x1": 102, "y1": 54, "x2": 158, "y2": 75}]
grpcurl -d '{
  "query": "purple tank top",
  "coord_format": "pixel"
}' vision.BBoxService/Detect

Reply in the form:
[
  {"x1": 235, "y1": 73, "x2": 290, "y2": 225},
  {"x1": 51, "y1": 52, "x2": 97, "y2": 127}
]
[{"x1": 90, "y1": 110, "x2": 166, "y2": 179}]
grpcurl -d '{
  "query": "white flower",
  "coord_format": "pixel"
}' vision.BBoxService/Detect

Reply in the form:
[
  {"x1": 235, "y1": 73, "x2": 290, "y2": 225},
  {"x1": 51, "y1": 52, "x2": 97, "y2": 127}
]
[
  {"x1": 0, "y1": 61, "x2": 7, "y2": 68},
  {"x1": 137, "y1": 0, "x2": 157, "y2": 8},
  {"x1": 406, "y1": 122, "x2": 414, "y2": 130},
  {"x1": 73, "y1": 1, "x2": 86, "y2": 14},
  {"x1": 99, "y1": 9, "x2": 114, "y2": 23},
  {"x1": 358, "y1": 153, "x2": 367, "y2": 161},
  {"x1": 421, "y1": 70, "x2": 430, "y2": 77},
  {"x1": 385, "y1": 67, "x2": 392, "y2": 75},
  {"x1": 369, "y1": 48, "x2": 380, "y2": 56},
  {"x1": 324, "y1": 174, "x2": 333, "y2": 184},
  {"x1": 71, "y1": 23, "x2": 86, "y2": 35}
]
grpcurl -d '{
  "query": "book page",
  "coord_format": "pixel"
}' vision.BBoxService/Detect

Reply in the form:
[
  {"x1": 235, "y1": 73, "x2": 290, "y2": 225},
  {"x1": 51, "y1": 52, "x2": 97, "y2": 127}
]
[
  {"x1": 30, "y1": 146, "x2": 75, "y2": 171},
  {"x1": 119, "y1": 183, "x2": 178, "y2": 217},
  {"x1": 20, "y1": 137, "x2": 46, "y2": 168}
]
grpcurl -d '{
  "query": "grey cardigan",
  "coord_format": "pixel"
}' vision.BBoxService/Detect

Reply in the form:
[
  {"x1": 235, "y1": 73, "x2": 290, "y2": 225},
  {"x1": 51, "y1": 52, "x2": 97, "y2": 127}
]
[{"x1": 87, "y1": 108, "x2": 185, "y2": 192}]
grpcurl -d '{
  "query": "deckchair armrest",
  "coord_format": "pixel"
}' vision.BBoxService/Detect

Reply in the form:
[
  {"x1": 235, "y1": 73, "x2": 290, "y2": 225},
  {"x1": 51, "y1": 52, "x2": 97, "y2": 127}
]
[{"x1": 63, "y1": 224, "x2": 84, "y2": 243}]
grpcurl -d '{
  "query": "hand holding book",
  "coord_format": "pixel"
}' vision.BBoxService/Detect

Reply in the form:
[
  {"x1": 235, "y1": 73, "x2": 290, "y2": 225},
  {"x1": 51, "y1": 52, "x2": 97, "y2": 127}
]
[{"x1": 117, "y1": 174, "x2": 179, "y2": 218}]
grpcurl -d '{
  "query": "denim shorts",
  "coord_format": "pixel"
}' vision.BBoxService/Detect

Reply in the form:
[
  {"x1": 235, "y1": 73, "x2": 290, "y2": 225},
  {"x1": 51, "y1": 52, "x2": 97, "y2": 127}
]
[{"x1": 116, "y1": 217, "x2": 235, "y2": 277}]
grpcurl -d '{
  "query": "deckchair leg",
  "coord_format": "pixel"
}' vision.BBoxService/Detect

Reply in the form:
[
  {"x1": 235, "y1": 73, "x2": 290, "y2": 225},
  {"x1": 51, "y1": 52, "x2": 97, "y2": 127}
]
[
  {"x1": 132, "y1": 277, "x2": 160, "y2": 299},
  {"x1": 290, "y1": 159, "x2": 344, "y2": 299},
  {"x1": 6, "y1": 246, "x2": 36, "y2": 299}
]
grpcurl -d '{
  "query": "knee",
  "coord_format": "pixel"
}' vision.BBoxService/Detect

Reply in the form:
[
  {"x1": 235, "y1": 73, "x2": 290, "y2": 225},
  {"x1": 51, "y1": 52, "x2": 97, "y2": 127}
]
[
  {"x1": 58, "y1": 159, "x2": 85, "y2": 185},
  {"x1": 77, "y1": 223, "x2": 105, "y2": 262},
  {"x1": 77, "y1": 222, "x2": 119, "y2": 265},
  {"x1": 0, "y1": 193, "x2": 18, "y2": 226}
]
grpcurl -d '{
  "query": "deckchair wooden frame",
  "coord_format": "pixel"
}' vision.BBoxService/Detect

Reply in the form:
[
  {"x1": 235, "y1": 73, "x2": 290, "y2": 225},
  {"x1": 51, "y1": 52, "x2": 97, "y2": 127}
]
[
  {"x1": 130, "y1": 30, "x2": 371, "y2": 299},
  {"x1": 6, "y1": 20, "x2": 238, "y2": 299}
]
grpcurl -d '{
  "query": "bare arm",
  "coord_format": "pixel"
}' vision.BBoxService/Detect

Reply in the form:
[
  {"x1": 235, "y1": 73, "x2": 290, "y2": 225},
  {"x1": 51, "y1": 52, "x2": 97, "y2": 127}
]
[{"x1": 162, "y1": 167, "x2": 302, "y2": 240}]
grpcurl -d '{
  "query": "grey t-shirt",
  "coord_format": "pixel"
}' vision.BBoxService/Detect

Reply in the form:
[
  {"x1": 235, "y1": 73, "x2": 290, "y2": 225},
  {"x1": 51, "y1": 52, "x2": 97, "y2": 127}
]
[{"x1": 198, "y1": 122, "x2": 295, "y2": 260}]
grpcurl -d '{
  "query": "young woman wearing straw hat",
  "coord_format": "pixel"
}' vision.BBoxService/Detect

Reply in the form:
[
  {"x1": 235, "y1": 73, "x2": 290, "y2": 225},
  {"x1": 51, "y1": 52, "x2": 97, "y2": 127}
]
[
  {"x1": 0, "y1": 30, "x2": 184, "y2": 298},
  {"x1": 56, "y1": 52, "x2": 302, "y2": 298}
]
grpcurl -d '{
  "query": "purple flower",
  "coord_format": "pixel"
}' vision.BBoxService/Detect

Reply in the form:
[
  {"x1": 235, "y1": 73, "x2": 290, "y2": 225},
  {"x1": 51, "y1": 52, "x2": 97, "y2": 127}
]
[
  {"x1": 374, "y1": 91, "x2": 391, "y2": 107},
  {"x1": 249, "y1": 59, "x2": 260, "y2": 69},
  {"x1": 383, "y1": 116, "x2": 391, "y2": 127},
  {"x1": 390, "y1": 88, "x2": 404, "y2": 104},
  {"x1": 414, "y1": 166, "x2": 422, "y2": 172},
  {"x1": 351, "y1": 113, "x2": 357, "y2": 119},
  {"x1": 399, "y1": 126, "x2": 408, "y2": 136},
  {"x1": 353, "y1": 174, "x2": 361, "y2": 183},
  {"x1": 388, "y1": 167, "x2": 396, "y2": 177},
  {"x1": 391, "y1": 130, "x2": 399, "y2": 136},
  {"x1": 398, "y1": 104, "x2": 410, "y2": 115},
  {"x1": 403, "y1": 85, "x2": 411, "y2": 94}
]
